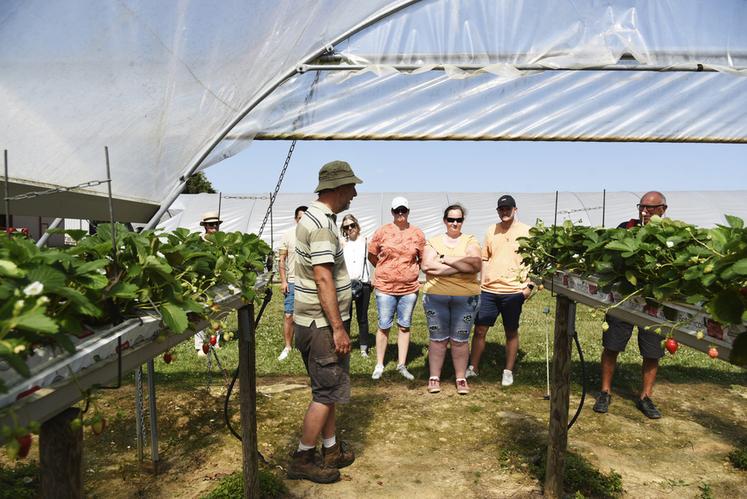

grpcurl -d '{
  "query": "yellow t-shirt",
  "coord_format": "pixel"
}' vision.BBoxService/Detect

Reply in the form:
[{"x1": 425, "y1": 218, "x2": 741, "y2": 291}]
[
  {"x1": 480, "y1": 221, "x2": 530, "y2": 294},
  {"x1": 422, "y1": 234, "x2": 481, "y2": 296}
]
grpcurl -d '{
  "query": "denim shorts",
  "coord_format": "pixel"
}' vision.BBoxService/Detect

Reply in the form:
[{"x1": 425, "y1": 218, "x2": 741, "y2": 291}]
[
  {"x1": 375, "y1": 290, "x2": 418, "y2": 330},
  {"x1": 602, "y1": 314, "x2": 665, "y2": 359},
  {"x1": 423, "y1": 294, "x2": 479, "y2": 343},
  {"x1": 283, "y1": 283, "x2": 295, "y2": 315},
  {"x1": 475, "y1": 291, "x2": 525, "y2": 331}
]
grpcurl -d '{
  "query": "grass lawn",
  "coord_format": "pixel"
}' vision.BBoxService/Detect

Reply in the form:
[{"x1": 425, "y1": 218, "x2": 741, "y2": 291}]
[{"x1": 2, "y1": 285, "x2": 745, "y2": 498}]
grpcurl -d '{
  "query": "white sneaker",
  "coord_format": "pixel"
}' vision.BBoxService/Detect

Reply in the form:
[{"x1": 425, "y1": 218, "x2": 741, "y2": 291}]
[
  {"x1": 372, "y1": 364, "x2": 384, "y2": 380},
  {"x1": 397, "y1": 364, "x2": 415, "y2": 381},
  {"x1": 277, "y1": 347, "x2": 291, "y2": 361},
  {"x1": 502, "y1": 369, "x2": 514, "y2": 387},
  {"x1": 465, "y1": 365, "x2": 478, "y2": 379},
  {"x1": 360, "y1": 347, "x2": 369, "y2": 358}
]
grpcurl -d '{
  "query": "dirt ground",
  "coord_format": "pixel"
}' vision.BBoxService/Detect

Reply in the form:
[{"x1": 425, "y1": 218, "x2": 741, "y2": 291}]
[{"x1": 56, "y1": 372, "x2": 746, "y2": 498}]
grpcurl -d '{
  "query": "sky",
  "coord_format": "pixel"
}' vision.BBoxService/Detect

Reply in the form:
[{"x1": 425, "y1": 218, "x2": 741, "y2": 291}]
[{"x1": 205, "y1": 140, "x2": 747, "y2": 195}]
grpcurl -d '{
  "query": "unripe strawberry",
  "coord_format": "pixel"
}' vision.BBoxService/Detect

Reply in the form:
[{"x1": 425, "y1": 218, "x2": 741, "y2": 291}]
[
  {"x1": 91, "y1": 417, "x2": 106, "y2": 436},
  {"x1": 601, "y1": 321, "x2": 609, "y2": 332}
]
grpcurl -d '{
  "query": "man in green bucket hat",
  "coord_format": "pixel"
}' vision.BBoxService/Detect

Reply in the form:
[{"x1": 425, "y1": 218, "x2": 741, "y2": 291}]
[{"x1": 288, "y1": 160, "x2": 362, "y2": 483}]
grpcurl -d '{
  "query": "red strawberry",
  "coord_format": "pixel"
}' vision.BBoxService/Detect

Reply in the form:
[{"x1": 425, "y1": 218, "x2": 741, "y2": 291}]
[
  {"x1": 643, "y1": 304, "x2": 659, "y2": 317},
  {"x1": 91, "y1": 417, "x2": 106, "y2": 435},
  {"x1": 202, "y1": 343, "x2": 210, "y2": 354},
  {"x1": 209, "y1": 335, "x2": 217, "y2": 346},
  {"x1": 163, "y1": 352, "x2": 173, "y2": 364},
  {"x1": 16, "y1": 434, "x2": 32, "y2": 458},
  {"x1": 6, "y1": 226, "x2": 15, "y2": 234},
  {"x1": 708, "y1": 346, "x2": 719, "y2": 359},
  {"x1": 665, "y1": 338, "x2": 678, "y2": 355}
]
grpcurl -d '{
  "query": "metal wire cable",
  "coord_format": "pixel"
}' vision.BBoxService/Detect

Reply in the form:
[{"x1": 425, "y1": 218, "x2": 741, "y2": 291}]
[{"x1": 4, "y1": 179, "x2": 111, "y2": 201}]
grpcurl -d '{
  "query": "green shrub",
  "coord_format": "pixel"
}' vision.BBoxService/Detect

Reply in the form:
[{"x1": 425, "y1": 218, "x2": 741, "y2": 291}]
[
  {"x1": 202, "y1": 468, "x2": 287, "y2": 499},
  {"x1": 728, "y1": 446, "x2": 747, "y2": 470},
  {"x1": 0, "y1": 461, "x2": 40, "y2": 499},
  {"x1": 536, "y1": 451, "x2": 623, "y2": 498}
]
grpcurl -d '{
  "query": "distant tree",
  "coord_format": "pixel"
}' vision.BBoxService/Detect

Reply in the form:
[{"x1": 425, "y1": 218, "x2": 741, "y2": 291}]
[{"x1": 184, "y1": 172, "x2": 216, "y2": 194}]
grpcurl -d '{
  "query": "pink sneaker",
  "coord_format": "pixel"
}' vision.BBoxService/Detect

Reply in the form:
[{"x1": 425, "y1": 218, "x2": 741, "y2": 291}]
[
  {"x1": 428, "y1": 377, "x2": 441, "y2": 393},
  {"x1": 456, "y1": 378, "x2": 469, "y2": 395}
]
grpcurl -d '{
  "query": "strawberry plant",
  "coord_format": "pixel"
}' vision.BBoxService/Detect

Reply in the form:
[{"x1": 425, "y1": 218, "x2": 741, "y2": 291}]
[
  {"x1": 0, "y1": 226, "x2": 270, "y2": 393},
  {"x1": 519, "y1": 216, "x2": 747, "y2": 365}
]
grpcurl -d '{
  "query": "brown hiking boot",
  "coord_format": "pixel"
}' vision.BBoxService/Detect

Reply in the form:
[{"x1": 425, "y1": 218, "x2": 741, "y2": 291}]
[
  {"x1": 321, "y1": 440, "x2": 355, "y2": 469},
  {"x1": 287, "y1": 448, "x2": 340, "y2": 483}
]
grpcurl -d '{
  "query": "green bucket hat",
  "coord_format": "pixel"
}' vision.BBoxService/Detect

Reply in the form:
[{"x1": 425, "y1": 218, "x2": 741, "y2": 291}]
[{"x1": 314, "y1": 160, "x2": 363, "y2": 193}]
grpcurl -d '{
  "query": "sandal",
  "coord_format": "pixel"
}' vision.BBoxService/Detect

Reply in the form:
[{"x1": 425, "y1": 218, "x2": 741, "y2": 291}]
[
  {"x1": 428, "y1": 377, "x2": 441, "y2": 393},
  {"x1": 456, "y1": 378, "x2": 470, "y2": 395}
]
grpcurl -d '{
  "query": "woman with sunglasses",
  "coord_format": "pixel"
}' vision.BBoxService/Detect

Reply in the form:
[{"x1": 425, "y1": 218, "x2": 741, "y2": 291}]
[
  {"x1": 420, "y1": 204, "x2": 481, "y2": 394},
  {"x1": 368, "y1": 196, "x2": 425, "y2": 381},
  {"x1": 340, "y1": 214, "x2": 372, "y2": 357}
]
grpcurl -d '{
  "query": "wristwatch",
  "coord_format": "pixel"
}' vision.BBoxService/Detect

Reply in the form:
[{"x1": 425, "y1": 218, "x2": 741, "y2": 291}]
[{"x1": 526, "y1": 283, "x2": 535, "y2": 291}]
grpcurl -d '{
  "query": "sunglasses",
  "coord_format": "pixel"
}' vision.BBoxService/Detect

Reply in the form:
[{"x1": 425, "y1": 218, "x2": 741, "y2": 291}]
[
  {"x1": 204, "y1": 222, "x2": 221, "y2": 228},
  {"x1": 637, "y1": 204, "x2": 667, "y2": 211},
  {"x1": 342, "y1": 223, "x2": 357, "y2": 230},
  {"x1": 446, "y1": 217, "x2": 464, "y2": 223},
  {"x1": 392, "y1": 207, "x2": 409, "y2": 215}
]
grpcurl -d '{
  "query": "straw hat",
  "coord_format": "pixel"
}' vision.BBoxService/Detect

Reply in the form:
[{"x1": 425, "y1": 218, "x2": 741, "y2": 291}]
[{"x1": 199, "y1": 211, "x2": 223, "y2": 226}]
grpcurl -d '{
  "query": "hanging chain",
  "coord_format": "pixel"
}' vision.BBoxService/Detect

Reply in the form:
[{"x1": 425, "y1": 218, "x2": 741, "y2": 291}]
[
  {"x1": 557, "y1": 205, "x2": 604, "y2": 216},
  {"x1": 5, "y1": 179, "x2": 111, "y2": 201},
  {"x1": 257, "y1": 140, "x2": 296, "y2": 238}
]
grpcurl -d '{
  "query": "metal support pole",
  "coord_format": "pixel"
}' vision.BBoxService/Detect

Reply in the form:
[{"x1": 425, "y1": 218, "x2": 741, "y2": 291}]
[
  {"x1": 601, "y1": 189, "x2": 606, "y2": 228},
  {"x1": 3, "y1": 150, "x2": 10, "y2": 229},
  {"x1": 104, "y1": 147, "x2": 117, "y2": 273},
  {"x1": 545, "y1": 296, "x2": 575, "y2": 498},
  {"x1": 36, "y1": 217, "x2": 64, "y2": 247},
  {"x1": 135, "y1": 367, "x2": 145, "y2": 463},
  {"x1": 237, "y1": 303, "x2": 259, "y2": 498},
  {"x1": 147, "y1": 359, "x2": 159, "y2": 470}
]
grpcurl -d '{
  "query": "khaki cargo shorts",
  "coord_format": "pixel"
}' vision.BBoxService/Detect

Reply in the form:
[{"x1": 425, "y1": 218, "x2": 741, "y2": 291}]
[{"x1": 294, "y1": 320, "x2": 351, "y2": 404}]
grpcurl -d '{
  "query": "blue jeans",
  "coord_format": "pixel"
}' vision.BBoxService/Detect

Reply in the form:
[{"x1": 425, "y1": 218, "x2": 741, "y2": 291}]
[
  {"x1": 423, "y1": 294, "x2": 479, "y2": 342},
  {"x1": 375, "y1": 290, "x2": 418, "y2": 330}
]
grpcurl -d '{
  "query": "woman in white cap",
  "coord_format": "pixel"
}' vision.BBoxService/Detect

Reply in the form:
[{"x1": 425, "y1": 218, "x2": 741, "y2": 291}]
[
  {"x1": 195, "y1": 211, "x2": 223, "y2": 355},
  {"x1": 368, "y1": 196, "x2": 425, "y2": 380}
]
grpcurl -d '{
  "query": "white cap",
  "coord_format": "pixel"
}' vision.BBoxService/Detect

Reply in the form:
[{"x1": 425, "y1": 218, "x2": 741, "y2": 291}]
[{"x1": 391, "y1": 196, "x2": 409, "y2": 210}]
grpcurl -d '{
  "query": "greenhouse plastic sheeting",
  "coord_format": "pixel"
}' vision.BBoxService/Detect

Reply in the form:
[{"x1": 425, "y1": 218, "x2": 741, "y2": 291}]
[
  {"x1": 158, "y1": 191, "x2": 747, "y2": 246},
  {"x1": 3, "y1": 1, "x2": 747, "y2": 222}
]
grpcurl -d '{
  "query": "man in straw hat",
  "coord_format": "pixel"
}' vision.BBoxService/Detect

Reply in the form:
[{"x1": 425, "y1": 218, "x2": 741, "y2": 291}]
[
  {"x1": 288, "y1": 160, "x2": 362, "y2": 483},
  {"x1": 194, "y1": 210, "x2": 223, "y2": 355}
]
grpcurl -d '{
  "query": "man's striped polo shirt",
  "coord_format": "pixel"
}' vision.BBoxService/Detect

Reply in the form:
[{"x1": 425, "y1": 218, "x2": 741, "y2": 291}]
[{"x1": 293, "y1": 200, "x2": 352, "y2": 327}]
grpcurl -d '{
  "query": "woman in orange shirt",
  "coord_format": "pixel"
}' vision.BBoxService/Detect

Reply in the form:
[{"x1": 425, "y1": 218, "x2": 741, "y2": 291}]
[{"x1": 368, "y1": 196, "x2": 425, "y2": 381}]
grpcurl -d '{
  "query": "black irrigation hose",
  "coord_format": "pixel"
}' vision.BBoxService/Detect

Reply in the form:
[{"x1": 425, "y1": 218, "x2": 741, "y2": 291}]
[
  {"x1": 223, "y1": 287, "x2": 273, "y2": 465},
  {"x1": 568, "y1": 329, "x2": 587, "y2": 430}
]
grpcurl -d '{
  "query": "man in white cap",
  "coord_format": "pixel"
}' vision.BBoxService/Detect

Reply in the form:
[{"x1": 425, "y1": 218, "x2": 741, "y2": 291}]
[
  {"x1": 288, "y1": 160, "x2": 361, "y2": 483},
  {"x1": 194, "y1": 210, "x2": 223, "y2": 355}
]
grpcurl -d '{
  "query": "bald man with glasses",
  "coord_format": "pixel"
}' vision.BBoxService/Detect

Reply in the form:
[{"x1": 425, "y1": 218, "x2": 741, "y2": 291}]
[{"x1": 593, "y1": 191, "x2": 668, "y2": 419}]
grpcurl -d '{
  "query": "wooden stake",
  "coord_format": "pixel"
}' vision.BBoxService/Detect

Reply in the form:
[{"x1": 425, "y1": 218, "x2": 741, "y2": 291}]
[
  {"x1": 545, "y1": 295, "x2": 575, "y2": 498},
  {"x1": 237, "y1": 303, "x2": 259, "y2": 498},
  {"x1": 40, "y1": 407, "x2": 83, "y2": 499}
]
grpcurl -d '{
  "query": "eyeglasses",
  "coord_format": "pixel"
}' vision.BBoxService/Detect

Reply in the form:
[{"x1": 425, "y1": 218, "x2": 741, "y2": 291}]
[
  {"x1": 637, "y1": 204, "x2": 667, "y2": 211},
  {"x1": 446, "y1": 217, "x2": 464, "y2": 223},
  {"x1": 342, "y1": 223, "x2": 357, "y2": 230},
  {"x1": 392, "y1": 207, "x2": 409, "y2": 215}
]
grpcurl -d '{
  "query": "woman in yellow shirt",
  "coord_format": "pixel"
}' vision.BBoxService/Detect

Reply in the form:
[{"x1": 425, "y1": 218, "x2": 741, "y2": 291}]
[{"x1": 420, "y1": 204, "x2": 481, "y2": 394}]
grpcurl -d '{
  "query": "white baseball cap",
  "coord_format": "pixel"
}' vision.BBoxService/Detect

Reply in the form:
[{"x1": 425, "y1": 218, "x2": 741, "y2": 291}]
[{"x1": 391, "y1": 196, "x2": 409, "y2": 210}]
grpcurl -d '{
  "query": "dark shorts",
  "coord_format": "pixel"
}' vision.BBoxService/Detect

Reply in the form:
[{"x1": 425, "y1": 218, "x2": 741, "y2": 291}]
[
  {"x1": 602, "y1": 314, "x2": 665, "y2": 360},
  {"x1": 294, "y1": 320, "x2": 351, "y2": 404},
  {"x1": 475, "y1": 291, "x2": 525, "y2": 331}
]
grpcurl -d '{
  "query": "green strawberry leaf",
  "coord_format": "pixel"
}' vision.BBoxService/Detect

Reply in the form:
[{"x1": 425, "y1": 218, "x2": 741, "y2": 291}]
[
  {"x1": 160, "y1": 302, "x2": 188, "y2": 334},
  {"x1": 711, "y1": 290, "x2": 745, "y2": 325}
]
